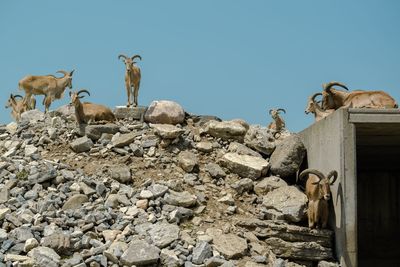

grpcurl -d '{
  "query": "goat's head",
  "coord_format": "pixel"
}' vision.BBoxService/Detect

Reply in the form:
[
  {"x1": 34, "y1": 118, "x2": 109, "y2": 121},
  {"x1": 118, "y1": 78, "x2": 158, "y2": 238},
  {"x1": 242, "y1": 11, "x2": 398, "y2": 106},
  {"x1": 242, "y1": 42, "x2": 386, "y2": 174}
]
[
  {"x1": 5, "y1": 94, "x2": 23, "y2": 109},
  {"x1": 269, "y1": 108, "x2": 286, "y2": 119},
  {"x1": 69, "y1": 89, "x2": 90, "y2": 106},
  {"x1": 118, "y1": 54, "x2": 142, "y2": 72},
  {"x1": 300, "y1": 169, "x2": 338, "y2": 200},
  {"x1": 57, "y1": 70, "x2": 74, "y2": 89},
  {"x1": 321, "y1": 81, "x2": 348, "y2": 110},
  {"x1": 305, "y1": 93, "x2": 322, "y2": 114}
]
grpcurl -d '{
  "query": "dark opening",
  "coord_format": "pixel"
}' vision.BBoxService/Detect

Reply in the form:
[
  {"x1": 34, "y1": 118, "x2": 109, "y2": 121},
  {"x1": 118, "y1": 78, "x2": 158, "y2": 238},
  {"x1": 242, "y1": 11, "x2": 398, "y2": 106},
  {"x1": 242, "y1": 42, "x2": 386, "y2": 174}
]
[{"x1": 356, "y1": 124, "x2": 400, "y2": 267}]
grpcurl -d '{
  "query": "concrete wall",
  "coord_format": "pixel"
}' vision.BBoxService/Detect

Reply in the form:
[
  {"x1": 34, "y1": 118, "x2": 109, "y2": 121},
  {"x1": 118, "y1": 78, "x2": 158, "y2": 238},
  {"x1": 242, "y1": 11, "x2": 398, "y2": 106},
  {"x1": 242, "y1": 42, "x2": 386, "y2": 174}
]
[{"x1": 299, "y1": 109, "x2": 357, "y2": 267}]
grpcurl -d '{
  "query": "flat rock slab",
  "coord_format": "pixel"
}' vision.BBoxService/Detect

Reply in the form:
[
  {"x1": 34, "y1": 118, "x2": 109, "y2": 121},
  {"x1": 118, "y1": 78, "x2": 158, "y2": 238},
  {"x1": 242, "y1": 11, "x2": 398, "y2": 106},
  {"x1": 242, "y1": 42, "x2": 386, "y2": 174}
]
[
  {"x1": 151, "y1": 123, "x2": 184, "y2": 139},
  {"x1": 28, "y1": 246, "x2": 61, "y2": 267},
  {"x1": 206, "y1": 228, "x2": 248, "y2": 259},
  {"x1": 221, "y1": 152, "x2": 270, "y2": 179},
  {"x1": 265, "y1": 237, "x2": 333, "y2": 261},
  {"x1": 262, "y1": 186, "x2": 307, "y2": 223},
  {"x1": 114, "y1": 106, "x2": 147, "y2": 120},
  {"x1": 164, "y1": 190, "x2": 197, "y2": 208},
  {"x1": 79, "y1": 123, "x2": 120, "y2": 140},
  {"x1": 254, "y1": 176, "x2": 288, "y2": 196},
  {"x1": 120, "y1": 239, "x2": 160, "y2": 266},
  {"x1": 205, "y1": 120, "x2": 248, "y2": 142},
  {"x1": 62, "y1": 194, "x2": 89, "y2": 210},
  {"x1": 149, "y1": 222, "x2": 180, "y2": 248},
  {"x1": 112, "y1": 131, "x2": 142, "y2": 147}
]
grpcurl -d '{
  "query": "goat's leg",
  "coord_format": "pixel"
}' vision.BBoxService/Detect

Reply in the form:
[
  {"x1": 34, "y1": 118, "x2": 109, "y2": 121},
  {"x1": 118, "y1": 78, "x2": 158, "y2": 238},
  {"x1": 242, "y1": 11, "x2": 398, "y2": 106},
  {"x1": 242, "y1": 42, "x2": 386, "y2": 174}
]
[
  {"x1": 308, "y1": 201, "x2": 315, "y2": 228},
  {"x1": 125, "y1": 78, "x2": 131, "y2": 107},
  {"x1": 133, "y1": 81, "x2": 140, "y2": 107},
  {"x1": 320, "y1": 201, "x2": 329, "y2": 229},
  {"x1": 23, "y1": 93, "x2": 33, "y2": 110},
  {"x1": 44, "y1": 95, "x2": 52, "y2": 113}
]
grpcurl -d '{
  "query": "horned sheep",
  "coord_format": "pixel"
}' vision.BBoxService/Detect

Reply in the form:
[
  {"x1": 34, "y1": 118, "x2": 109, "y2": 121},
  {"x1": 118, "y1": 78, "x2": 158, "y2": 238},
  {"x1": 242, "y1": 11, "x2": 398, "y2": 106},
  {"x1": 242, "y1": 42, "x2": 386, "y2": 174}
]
[
  {"x1": 305, "y1": 93, "x2": 335, "y2": 121},
  {"x1": 69, "y1": 89, "x2": 116, "y2": 125},
  {"x1": 267, "y1": 108, "x2": 286, "y2": 138},
  {"x1": 118, "y1": 54, "x2": 142, "y2": 107},
  {"x1": 5, "y1": 94, "x2": 36, "y2": 122},
  {"x1": 299, "y1": 168, "x2": 338, "y2": 229}
]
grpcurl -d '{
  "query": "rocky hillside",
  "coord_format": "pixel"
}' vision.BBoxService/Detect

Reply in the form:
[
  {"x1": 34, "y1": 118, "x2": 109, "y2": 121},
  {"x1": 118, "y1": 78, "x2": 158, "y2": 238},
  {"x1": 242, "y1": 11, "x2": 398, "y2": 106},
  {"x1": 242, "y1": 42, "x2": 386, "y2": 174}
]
[{"x1": 0, "y1": 101, "x2": 338, "y2": 267}]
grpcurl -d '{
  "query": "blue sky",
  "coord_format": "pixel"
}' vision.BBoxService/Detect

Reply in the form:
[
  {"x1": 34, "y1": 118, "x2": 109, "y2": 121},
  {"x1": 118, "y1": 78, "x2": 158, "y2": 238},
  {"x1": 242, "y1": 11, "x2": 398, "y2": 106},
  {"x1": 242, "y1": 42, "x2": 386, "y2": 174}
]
[{"x1": 1, "y1": 1, "x2": 399, "y2": 132}]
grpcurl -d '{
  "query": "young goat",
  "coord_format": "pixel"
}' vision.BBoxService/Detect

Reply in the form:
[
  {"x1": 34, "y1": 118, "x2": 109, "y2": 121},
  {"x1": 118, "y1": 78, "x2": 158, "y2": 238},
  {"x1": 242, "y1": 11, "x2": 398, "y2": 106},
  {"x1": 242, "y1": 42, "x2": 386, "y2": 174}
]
[
  {"x1": 118, "y1": 54, "x2": 142, "y2": 107},
  {"x1": 69, "y1": 89, "x2": 115, "y2": 125},
  {"x1": 299, "y1": 169, "x2": 338, "y2": 229},
  {"x1": 305, "y1": 93, "x2": 335, "y2": 121},
  {"x1": 5, "y1": 94, "x2": 36, "y2": 122}
]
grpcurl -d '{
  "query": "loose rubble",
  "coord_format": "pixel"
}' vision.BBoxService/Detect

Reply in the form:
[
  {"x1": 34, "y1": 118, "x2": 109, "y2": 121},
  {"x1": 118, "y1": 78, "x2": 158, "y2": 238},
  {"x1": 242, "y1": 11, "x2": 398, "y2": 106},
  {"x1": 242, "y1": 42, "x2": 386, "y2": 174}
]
[{"x1": 0, "y1": 103, "x2": 339, "y2": 266}]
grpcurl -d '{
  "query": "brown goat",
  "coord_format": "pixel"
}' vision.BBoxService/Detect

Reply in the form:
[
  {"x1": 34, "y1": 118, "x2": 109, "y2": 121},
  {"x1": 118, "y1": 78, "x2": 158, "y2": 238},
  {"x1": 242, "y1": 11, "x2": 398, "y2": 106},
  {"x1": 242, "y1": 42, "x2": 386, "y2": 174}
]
[
  {"x1": 118, "y1": 54, "x2": 142, "y2": 107},
  {"x1": 268, "y1": 108, "x2": 286, "y2": 138},
  {"x1": 299, "y1": 169, "x2": 338, "y2": 229},
  {"x1": 322, "y1": 81, "x2": 398, "y2": 110},
  {"x1": 5, "y1": 94, "x2": 36, "y2": 122},
  {"x1": 19, "y1": 70, "x2": 74, "y2": 112},
  {"x1": 69, "y1": 89, "x2": 115, "y2": 125},
  {"x1": 305, "y1": 93, "x2": 335, "y2": 121}
]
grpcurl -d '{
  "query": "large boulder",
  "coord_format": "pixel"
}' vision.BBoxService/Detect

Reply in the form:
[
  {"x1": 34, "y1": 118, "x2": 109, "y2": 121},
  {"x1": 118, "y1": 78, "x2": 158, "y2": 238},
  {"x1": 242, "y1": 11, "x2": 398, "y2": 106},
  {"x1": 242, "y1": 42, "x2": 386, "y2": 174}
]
[
  {"x1": 205, "y1": 120, "x2": 248, "y2": 142},
  {"x1": 269, "y1": 134, "x2": 306, "y2": 178},
  {"x1": 244, "y1": 125, "x2": 276, "y2": 156},
  {"x1": 144, "y1": 100, "x2": 185, "y2": 125},
  {"x1": 262, "y1": 186, "x2": 307, "y2": 223},
  {"x1": 220, "y1": 152, "x2": 270, "y2": 180}
]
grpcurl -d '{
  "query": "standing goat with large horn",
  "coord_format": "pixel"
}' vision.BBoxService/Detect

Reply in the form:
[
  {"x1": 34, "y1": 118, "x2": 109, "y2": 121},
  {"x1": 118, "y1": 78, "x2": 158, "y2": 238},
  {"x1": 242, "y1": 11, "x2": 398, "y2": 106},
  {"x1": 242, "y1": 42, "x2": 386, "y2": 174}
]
[
  {"x1": 322, "y1": 81, "x2": 398, "y2": 110},
  {"x1": 118, "y1": 54, "x2": 142, "y2": 107},
  {"x1": 18, "y1": 70, "x2": 74, "y2": 113},
  {"x1": 299, "y1": 169, "x2": 338, "y2": 229},
  {"x1": 70, "y1": 89, "x2": 115, "y2": 125}
]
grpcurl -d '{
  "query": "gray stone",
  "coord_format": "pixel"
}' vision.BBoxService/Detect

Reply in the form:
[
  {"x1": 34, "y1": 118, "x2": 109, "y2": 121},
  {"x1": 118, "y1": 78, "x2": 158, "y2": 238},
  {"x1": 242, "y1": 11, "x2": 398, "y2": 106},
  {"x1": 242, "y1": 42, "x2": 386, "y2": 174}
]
[
  {"x1": 24, "y1": 238, "x2": 39, "y2": 252},
  {"x1": 149, "y1": 222, "x2": 180, "y2": 248},
  {"x1": 231, "y1": 178, "x2": 254, "y2": 194},
  {"x1": 164, "y1": 190, "x2": 197, "y2": 208},
  {"x1": 244, "y1": 125, "x2": 276, "y2": 155},
  {"x1": 24, "y1": 145, "x2": 38, "y2": 157},
  {"x1": 205, "y1": 163, "x2": 226, "y2": 178},
  {"x1": 0, "y1": 189, "x2": 9, "y2": 204},
  {"x1": 112, "y1": 131, "x2": 141, "y2": 147},
  {"x1": 9, "y1": 226, "x2": 33, "y2": 242},
  {"x1": 62, "y1": 194, "x2": 89, "y2": 210},
  {"x1": 120, "y1": 239, "x2": 160, "y2": 266},
  {"x1": 28, "y1": 246, "x2": 60, "y2": 267},
  {"x1": 53, "y1": 104, "x2": 75, "y2": 118},
  {"x1": 20, "y1": 109, "x2": 45, "y2": 123},
  {"x1": 81, "y1": 123, "x2": 120, "y2": 140},
  {"x1": 169, "y1": 207, "x2": 194, "y2": 223},
  {"x1": 228, "y1": 142, "x2": 262, "y2": 158},
  {"x1": 217, "y1": 194, "x2": 235, "y2": 205},
  {"x1": 206, "y1": 228, "x2": 248, "y2": 259},
  {"x1": 114, "y1": 106, "x2": 147, "y2": 120},
  {"x1": 160, "y1": 248, "x2": 181, "y2": 267},
  {"x1": 265, "y1": 237, "x2": 333, "y2": 261},
  {"x1": 151, "y1": 123, "x2": 184, "y2": 139},
  {"x1": 262, "y1": 186, "x2": 308, "y2": 223},
  {"x1": 144, "y1": 100, "x2": 185, "y2": 125},
  {"x1": 254, "y1": 176, "x2": 288, "y2": 196},
  {"x1": 6, "y1": 122, "x2": 18, "y2": 134},
  {"x1": 220, "y1": 152, "x2": 270, "y2": 180},
  {"x1": 205, "y1": 120, "x2": 248, "y2": 142},
  {"x1": 41, "y1": 233, "x2": 71, "y2": 253},
  {"x1": 269, "y1": 134, "x2": 306, "y2": 178},
  {"x1": 196, "y1": 141, "x2": 213, "y2": 153},
  {"x1": 70, "y1": 136, "x2": 93, "y2": 153},
  {"x1": 192, "y1": 241, "x2": 213, "y2": 264},
  {"x1": 318, "y1": 261, "x2": 339, "y2": 267},
  {"x1": 178, "y1": 151, "x2": 199, "y2": 172},
  {"x1": 148, "y1": 183, "x2": 169, "y2": 198},
  {"x1": 110, "y1": 166, "x2": 131, "y2": 183},
  {"x1": 0, "y1": 229, "x2": 8, "y2": 242},
  {"x1": 104, "y1": 241, "x2": 128, "y2": 263}
]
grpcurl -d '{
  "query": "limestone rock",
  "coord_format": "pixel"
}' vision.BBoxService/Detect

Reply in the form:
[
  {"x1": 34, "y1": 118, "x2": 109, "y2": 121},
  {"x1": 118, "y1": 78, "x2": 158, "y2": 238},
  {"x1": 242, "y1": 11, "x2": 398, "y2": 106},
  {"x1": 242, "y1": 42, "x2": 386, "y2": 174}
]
[
  {"x1": 244, "y1": 125, "x2": 276, "y2": 155},
  {"x1": 254, "y1": 176, "x2": 288, "y2": 196},
  {"x1": 269, "y1": 134, "x2": 306, "y2": 178},
  {"x1": 207, "y1": 229, "x2": 248, "y2": 259},
  {"x1": 20, "y1": 109, "x2": 45, "y2": 123},
  {"x1": 120, "y1": 239, "x2": 160, "y2": 266},
  {"x1": 112, "y1": 131, "x2": 141, "y2": 147},
  {"x1": 220, "y1": 152, "x2": 270, "y2": 180},
  {"x1": 62, "y1": 194, "x2": 89, "y2": 210},
  {"x1": 192, "y1": 241, "x2": 213, "y2": 264},
  {"x1": 205, "y1": 162, "x2": 226, "y2": 178},
  {"x1": 70, "y1": 136, "x2": 93, "y2": 153},
  {"x1": 110, "y1": 165, "x2": 131, "y2": 183},
  {"x1": 80, "y1": 123, "x2": 120, "y2": 140},
  {"x1": 205, "y1": 120, "x2": 248, "y2": 142},
  {"x1": 151, "y1": 123, "x2": 184, "y2": 139},
  {"x1": 114, "y1": 106, "x2": 147, "y2": 120},
  {"x1": 149, "y1": 222, "x2": 180, "y2": 248},
  {"x1": 262, "y1": 186, "x2": 307, "y2": 223},
  {"x1": 28, "y1": 246, "x2": 61, "y2": 267},
  {"x1": 144, "y1": 100, "x2": 185, "y2": 125},
  {"x1": 178, "y1": 151, "x2": 199, "y2": 173},
  {"x1": 196, "y1": 141, "x2": 214, "y2": 153},
  {"x1": 228, "y1": 141, "x2": 262, "y2": 158},
  {"x1": 164, "y1": 190, "x2": 197, "y2": 208}
]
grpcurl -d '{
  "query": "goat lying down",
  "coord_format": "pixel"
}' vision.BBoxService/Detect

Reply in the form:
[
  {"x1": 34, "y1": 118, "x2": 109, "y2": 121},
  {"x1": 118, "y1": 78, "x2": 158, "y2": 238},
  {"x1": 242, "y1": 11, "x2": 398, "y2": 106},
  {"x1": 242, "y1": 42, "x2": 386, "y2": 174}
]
[
  {"x1": 305, "y1": 93, "x2": 334, "y2": 121},
  {"x1": 299, "y1": 168, "x2": 338, "y2": 229},
  {"x1": 70, "y1": 89, "x2": 115, "y2": 125}
]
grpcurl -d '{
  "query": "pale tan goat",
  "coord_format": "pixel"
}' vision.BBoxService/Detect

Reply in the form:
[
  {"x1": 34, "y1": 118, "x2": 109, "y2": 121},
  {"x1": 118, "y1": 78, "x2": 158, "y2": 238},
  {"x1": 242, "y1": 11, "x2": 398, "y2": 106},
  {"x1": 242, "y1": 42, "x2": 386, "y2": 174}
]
[
  {"x1": 299, "y1": 169, "x2": 338, "y2": 229},
  {"x1": 267, "y1": 108, "x2": 286, "y2": 133},
  {"x1": 321, "y1": 81, "x2": 398, "y2": 110},
  {"x1": 69, "y1": 89, "x2": 115, "y2": 125},
  {"x1": 5, "y1": 94, "x2": 36, "y2": 122},
  {"x1": 305, "y1": 93, "x2": 335, "y2": 121},
  {"x1": 118, "y1": 54, "x2": 142, "y2": 107},
  {"x1": 18, "y1": 70, "x2": 74, "y2": 112}
]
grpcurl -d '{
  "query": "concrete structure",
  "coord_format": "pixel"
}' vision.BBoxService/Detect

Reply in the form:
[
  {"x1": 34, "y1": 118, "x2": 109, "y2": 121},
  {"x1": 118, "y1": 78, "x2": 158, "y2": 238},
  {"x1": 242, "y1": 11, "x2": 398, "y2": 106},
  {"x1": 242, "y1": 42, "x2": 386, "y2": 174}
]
[{"x1": 299, "y1": 108, "x2": 400, "y2": 267}]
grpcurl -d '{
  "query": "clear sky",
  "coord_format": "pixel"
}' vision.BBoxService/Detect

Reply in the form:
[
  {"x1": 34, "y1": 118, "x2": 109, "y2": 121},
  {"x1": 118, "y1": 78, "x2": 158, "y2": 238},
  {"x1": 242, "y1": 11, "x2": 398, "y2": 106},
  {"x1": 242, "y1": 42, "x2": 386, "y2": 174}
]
[{"x1": 1, "y1": 1, "x2": 399, "y2": 132}]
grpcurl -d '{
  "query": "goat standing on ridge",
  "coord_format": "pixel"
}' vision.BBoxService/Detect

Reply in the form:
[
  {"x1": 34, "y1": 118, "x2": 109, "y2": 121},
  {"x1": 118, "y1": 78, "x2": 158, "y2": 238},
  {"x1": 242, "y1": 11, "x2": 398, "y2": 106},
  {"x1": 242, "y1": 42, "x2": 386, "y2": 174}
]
[
  {"x1": 70, "y1": 89, "x2": 115, "y2": 125},
  {"x1": 5, "y1": 94, "x2": 36, "y2": 122},
  {"x1": 18, "y1": 70, "x2": 74, "y2": 113},
  {"x1": 299, "y1": 169, "x2": 338, "y2": 229},
  {"x1": 118, "y1": 54, "x2": 142, "y2": 107}
]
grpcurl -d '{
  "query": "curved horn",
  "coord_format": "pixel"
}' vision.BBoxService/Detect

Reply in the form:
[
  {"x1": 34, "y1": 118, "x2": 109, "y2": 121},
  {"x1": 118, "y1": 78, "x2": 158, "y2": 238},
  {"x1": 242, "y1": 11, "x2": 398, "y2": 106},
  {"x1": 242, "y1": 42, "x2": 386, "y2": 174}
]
[
  {"x1": 311, "y1": 93, "x2": 323, "y2": 102},
  {"x1": 299, "y1": 168, "x2": 325, "y2": 182},
  {"x1": 323, "y1": 81, "x2": 349, "y2": 92},
  {"x1": 56, "y1": 70, "x2": 68, "y2": 77},
  {"x1": 77, "y1": 89, "x2": 90, "y2": 97},
  {"x1": 277, "y1": 108, "x2": 286, "y2": 114},
  {"x1": 118, "y1": 54, "x2": 128, "y2": 61},
  {"x1": 131, "y1": 54, "x2": 142, "y2": 61},
  {"x1": 269, "y1": 109, "x2": 273, "y2": 115},
  {"x1": 13, "y1": 95, "x2": 23, "y2": 99},
  {"x1": 69, "y1": 69, "x2": 75, "y2": 76},
  {"x1": 327, "y1": 170, "x2": 338, "y2": 185}
]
